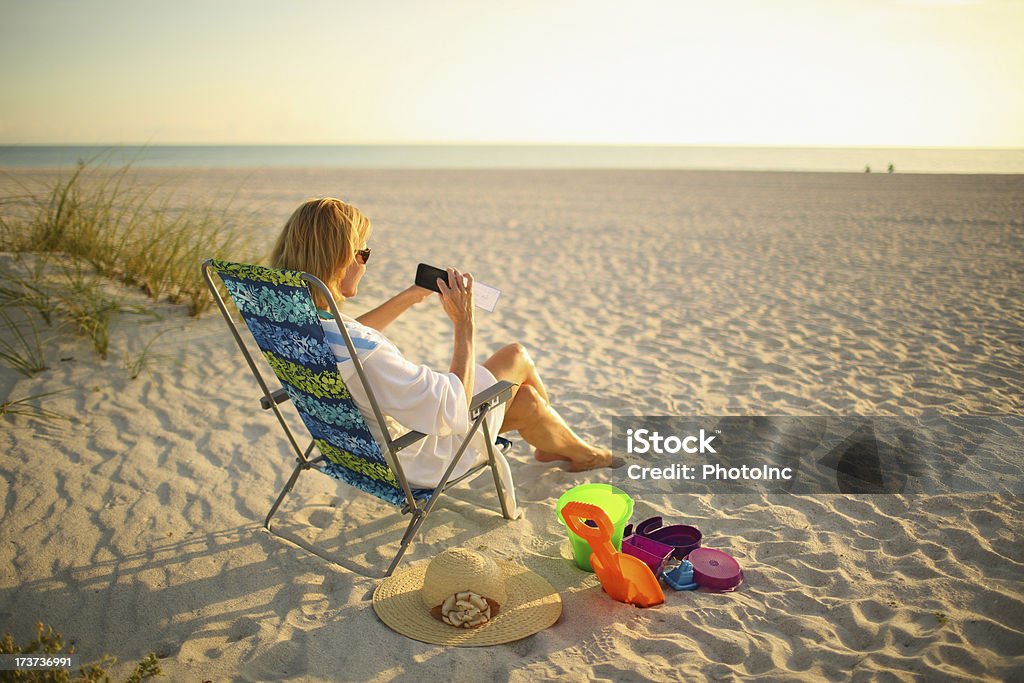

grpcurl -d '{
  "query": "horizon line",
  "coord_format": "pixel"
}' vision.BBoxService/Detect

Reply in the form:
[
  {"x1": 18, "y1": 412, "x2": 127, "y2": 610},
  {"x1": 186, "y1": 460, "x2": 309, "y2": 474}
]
[{"x1": 3, "y1": 142, "x2": 1023, "y2": 151}]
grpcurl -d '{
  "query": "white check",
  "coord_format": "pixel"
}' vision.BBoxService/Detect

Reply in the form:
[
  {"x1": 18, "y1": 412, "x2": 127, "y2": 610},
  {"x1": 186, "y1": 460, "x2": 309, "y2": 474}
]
[{"x1": 473, "y1": 281, "x2": 501, "y2": 313}]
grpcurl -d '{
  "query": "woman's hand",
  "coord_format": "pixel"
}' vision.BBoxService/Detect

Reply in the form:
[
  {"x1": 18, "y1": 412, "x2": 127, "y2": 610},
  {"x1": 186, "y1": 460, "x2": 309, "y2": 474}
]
[{"x1": 437, "y1": 268, "x2": 475, "y2": 330}]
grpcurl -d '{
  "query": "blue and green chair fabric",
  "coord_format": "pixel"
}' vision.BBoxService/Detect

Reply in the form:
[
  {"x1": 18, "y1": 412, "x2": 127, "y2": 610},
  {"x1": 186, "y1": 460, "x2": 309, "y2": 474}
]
[{"x1": 202, "y1": 259, "x2": 516, "y2": 577}]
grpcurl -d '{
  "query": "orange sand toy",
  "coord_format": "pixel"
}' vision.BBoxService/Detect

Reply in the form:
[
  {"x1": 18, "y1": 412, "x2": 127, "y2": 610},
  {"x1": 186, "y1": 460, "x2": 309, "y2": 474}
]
[{"x1": 560, "y1": 501, "x2": 665, "y2": 608}]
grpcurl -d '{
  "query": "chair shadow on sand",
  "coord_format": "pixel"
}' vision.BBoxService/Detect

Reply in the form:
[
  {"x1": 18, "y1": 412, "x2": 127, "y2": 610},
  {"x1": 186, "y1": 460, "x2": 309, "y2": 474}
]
[
  {"x1": 2, "y1": 527, "x2": 280, "y2": 663},
  {"x1": 266, "y1": 478, "x2": 518, "y2": 583},
  {"x1": 0, "y1": 478, "x2": 515, "y2": 668}
]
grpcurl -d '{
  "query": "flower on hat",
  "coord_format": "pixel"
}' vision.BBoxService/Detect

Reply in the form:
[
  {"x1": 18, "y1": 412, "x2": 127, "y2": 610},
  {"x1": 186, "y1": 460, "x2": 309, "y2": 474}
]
[{"x1": 440, "y1": 591, "x2": 492, "y2": 628}]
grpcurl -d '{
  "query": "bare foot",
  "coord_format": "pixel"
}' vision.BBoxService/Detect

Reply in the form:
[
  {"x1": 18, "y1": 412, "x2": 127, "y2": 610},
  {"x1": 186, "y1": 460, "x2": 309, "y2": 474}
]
[
  {"x1": 534, "y1": 449, "x2": 572, "y2": 463},
  {"x1": 567, "y1": 449, "x2": 617, "y2": 472}
]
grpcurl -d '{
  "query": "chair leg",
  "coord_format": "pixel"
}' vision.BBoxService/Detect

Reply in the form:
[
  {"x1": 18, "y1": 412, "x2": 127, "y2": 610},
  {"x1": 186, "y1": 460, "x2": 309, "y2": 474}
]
[
  {"x1": 483, "y1": 419, "x2": 517, "y2": 520},
  {"x1": 381, "y1": 415, "x2": 489, "y2": 575},
  {"x1": 265, "y1": 459, "x2": 306, "y2": 529},
  {"x1": 265, "y1": 441, "x2": 317, "y2": 529},
  {"x1": 265, "y1": 463, "x2": 302, "y2": 529},
  {"x1": 385, "y1": 511, "x2": 428, "y2": 577}
]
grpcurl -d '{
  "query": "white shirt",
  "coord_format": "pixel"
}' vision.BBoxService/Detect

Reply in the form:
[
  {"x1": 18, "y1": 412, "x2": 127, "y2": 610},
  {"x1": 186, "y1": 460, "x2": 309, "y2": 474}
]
[{"x1": 321, "y1": 314, "x2": 506, "y2": 489}]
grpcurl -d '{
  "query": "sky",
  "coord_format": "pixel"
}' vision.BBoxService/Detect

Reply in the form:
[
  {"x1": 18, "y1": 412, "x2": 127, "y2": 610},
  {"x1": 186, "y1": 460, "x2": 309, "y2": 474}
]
[{"x1": 0, "y1": 0, "x2": 1022, "y2": 147}]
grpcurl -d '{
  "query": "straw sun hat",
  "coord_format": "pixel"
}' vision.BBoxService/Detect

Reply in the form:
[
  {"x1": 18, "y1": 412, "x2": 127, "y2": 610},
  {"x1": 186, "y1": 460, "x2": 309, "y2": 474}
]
[{"x1": 372, "y1": 548, "x2": 562, "y2": 646}]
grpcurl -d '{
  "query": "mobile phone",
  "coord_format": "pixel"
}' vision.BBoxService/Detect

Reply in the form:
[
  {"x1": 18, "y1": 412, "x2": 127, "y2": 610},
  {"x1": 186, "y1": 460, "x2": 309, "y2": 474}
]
[
  {"x1": 415, "y1": 263, "x2": 449, "y2": 293},
  {"x1": 415, "y1": 263, "x2": 502, "y2": 312}
]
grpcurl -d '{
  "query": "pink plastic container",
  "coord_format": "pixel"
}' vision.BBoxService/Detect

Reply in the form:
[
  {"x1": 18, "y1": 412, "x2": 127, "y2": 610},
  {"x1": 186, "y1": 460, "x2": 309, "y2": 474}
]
[
  {"x1": 688, "y1": 548, "x2": 743, "y2": 592},
  {"x1": 621, "y1": 534, "x2": 675, "y2": 575},
  {"x1": 626, "y1": 516, "x2": 703, "y2": 560}
]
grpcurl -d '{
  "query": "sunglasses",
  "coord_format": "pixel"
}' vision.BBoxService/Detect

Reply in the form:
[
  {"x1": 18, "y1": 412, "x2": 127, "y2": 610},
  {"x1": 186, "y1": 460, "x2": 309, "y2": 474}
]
[{"x1": 355, "y1": 248, "x2": 371, "y2": 264}]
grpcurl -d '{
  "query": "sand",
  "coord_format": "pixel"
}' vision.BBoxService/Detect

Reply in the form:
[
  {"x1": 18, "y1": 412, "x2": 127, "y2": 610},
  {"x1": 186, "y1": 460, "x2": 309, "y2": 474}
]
[{"x1": 1, "y1": 168, "x2": 1022, "y2": 681}]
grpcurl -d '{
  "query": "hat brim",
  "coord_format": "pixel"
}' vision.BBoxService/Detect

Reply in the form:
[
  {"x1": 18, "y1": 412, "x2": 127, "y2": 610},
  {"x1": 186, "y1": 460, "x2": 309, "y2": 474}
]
[{"x1": 373, "y1": 560, "x2": 562, "y2": 646}]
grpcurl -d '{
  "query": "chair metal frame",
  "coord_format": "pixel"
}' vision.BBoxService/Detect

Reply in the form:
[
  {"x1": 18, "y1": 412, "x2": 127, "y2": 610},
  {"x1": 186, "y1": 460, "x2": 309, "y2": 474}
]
[{"x1": 202, "y1": 260, "x2": 516, "y2": 576}]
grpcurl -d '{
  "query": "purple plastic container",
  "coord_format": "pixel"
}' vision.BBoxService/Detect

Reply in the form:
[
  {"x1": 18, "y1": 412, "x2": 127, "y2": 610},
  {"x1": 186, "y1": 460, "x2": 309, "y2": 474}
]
[
  {"x1": 626, "y1": 517, "x2": 703, "y2": 560},
  {"x1": 688, "y1": 548, "x2": 743, "y2": 592},
  {"x1": 622, "y1": 534, "x2": 674, "y2": 575}
]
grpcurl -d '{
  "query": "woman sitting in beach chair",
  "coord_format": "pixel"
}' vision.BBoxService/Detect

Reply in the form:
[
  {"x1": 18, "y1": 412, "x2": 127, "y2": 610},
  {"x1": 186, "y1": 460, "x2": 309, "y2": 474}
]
[{"x1": 268, "y1": 198, "x2": 615, "y2": 489}]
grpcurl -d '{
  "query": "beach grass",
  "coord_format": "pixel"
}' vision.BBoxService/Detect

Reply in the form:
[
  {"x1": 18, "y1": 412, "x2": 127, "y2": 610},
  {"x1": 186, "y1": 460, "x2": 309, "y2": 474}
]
[
  {"x1": 122, "y1": 329, "x2": 171, "y2": 380},
  {"x1": 51, "y1": 261, "x2": 128, "y2": 359},
  {"x1": 0, "y1": 254, "x2": 158, "y2": 364},
  {"x1": 0, "y1": 262, "x2": 55, "y2": 325},
  {"x1": 0, "y1": 621, "x2": 161, "y2": 682},
  {"x1": 0, "y1": 161, "x2": 253, "y2": 391},
  {"x1": 0, "y1": 389, "x2": 70, "y2": 422},
  {"x1": 1, "y1": 160, "x2": 253, "y2": 316},
  {"x1": 0, "y1": 307, "x2": 48, "y2": 376},
  {"x1": 54, "y1": 258, "x2": 167, "y2": 359}
]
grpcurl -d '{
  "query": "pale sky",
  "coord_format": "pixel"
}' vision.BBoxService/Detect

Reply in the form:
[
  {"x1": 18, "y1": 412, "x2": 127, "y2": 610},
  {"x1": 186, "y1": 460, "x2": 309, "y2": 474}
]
[{"x1": 1, "y1": 0, "x2": 1022, "y2": 146}]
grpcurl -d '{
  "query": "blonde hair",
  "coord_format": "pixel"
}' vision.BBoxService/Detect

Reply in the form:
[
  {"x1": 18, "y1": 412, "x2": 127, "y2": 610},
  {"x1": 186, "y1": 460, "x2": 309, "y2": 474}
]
[{"x1": 269, "y1": 198, "x2": 371, "y2": 309}]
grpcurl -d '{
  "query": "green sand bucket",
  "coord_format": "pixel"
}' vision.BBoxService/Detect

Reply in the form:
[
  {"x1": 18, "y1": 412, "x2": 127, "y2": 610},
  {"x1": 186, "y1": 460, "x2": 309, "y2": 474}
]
[{"x1": 556, "y1": 484, "x2": 634, "y2": 571}]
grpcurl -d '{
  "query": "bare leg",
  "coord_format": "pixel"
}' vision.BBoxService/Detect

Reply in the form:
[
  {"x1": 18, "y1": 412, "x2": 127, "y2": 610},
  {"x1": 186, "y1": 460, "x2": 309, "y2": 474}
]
[
  {"x1": 483, "y1": 344, "x2": 612, "y2": 471},
  {"x1": 482, "y1": 343, "x2": 550, "y2": 402},
  {"x1": 499, "y1": 385, "x2": 612, "y2": 470}
]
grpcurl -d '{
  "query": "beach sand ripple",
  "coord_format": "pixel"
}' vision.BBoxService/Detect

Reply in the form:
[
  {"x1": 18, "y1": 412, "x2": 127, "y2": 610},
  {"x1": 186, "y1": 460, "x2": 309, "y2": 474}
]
[{"x1": 1, "y1": 169, "x2": 1022, "y2": 681}]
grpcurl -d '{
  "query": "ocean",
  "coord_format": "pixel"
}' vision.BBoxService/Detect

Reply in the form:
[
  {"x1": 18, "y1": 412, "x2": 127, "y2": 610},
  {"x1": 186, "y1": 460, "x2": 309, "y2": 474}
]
[{"x1": 1, "y1": 144, "x2": 1022, "y2": 174}]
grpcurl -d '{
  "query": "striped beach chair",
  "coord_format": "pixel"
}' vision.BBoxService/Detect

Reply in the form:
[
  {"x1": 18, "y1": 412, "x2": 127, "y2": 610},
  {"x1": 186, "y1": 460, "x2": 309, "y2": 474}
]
[{"x1": 201, "y1": 260, "x2": 516, "y2": 576}]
